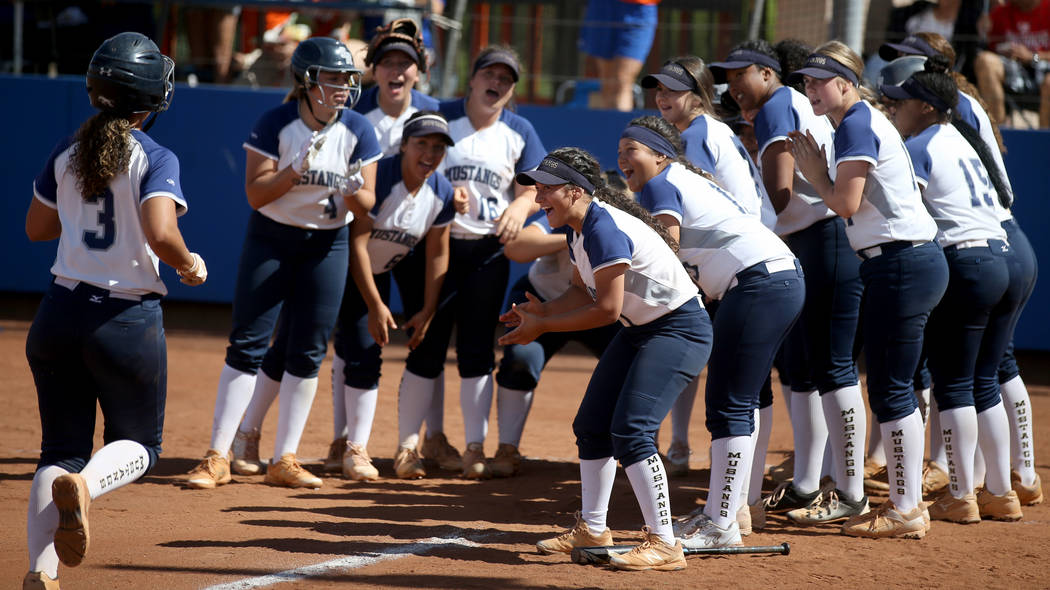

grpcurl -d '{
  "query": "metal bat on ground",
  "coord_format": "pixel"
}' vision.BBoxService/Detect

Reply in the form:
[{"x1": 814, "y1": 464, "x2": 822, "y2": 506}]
[{"x1": 570, "y1": 542, "x2": 790, "y2": 564}]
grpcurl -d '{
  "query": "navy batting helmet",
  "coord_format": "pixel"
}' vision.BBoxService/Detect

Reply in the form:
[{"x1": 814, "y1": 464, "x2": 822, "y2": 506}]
[
  {"x1": 877, "y1": 56, "x2": 928, "y2": 90},
  {"x1": 291, "y1": 37, "x2": 362, "y2": 109},
  {"x1": 86, "y1": 32, "x2": 174, "y2": 115}
]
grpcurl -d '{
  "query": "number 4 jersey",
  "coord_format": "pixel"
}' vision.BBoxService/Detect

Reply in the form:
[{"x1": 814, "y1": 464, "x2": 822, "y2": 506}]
[{"x1": 33, "y1": 129, "x2": 188, "y2": 296}]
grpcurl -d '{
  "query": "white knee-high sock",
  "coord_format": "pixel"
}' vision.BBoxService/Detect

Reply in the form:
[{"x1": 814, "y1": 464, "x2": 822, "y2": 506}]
[
  {"x1": 460, "y1": 374, "x2": 494, "y2": 446},
  {"x1": 868, "y1": 416, "x2": 886, "y2": 466},
  {"x1": 625, "y1": 454, "x2": 674, "y2": 544},
  {"x1": 239, "y1": 371, "x2": 280, "y2": 433},
  {"x1": 1000, "y1": 375, "x2": 1037, "y2": 485},
  {"x1": 331, "y1": 353, "x2": 348, "y2": 440},
  {"x1": 580, "y1": 457, "x2": 616, "y2": 534},
  {"x1": 915, "y1": 387, "x2": 932, "y2": 427},
  {"x1": 424, "y1": 370, "x2": 445, "y2": 435},
  {"x1": 398, "y1": 370, "x2": 435, "y2": 449},
  {"x1": 974, "y1": 446, "x2": 987, "y2": 488},
  {"x1": 671, "y1": 376, "x2": 700, "y2": 447},
  {"x1": 790, "y1": 390, "x2": 827, "y2": 493},
  {"x1": 27, "y1": 465, "x2": 66, "y2": 578},
  {"x1": 750, "y1": 406, "x2": 773, "y2": 504},
  {"x1": 882, "y1": 409, "x2": 924, "y2": 513},
  {"x1": 977, "y1": 401, "x2": 1012, "y2": 496},
  {"x1": 496, "y1": 386, "x2": 533, "y2": 447},
  {"x1": 272, "y1": 373, "x2": 319, "y2": 458},
  {"x1": 938, "y1": 407, "x2": 978, "y2": 498},
  {"x1": 80, "y1": 440, "x2": 149, "y2": 499},
  {"x1": 821, "y1": 384, "x2": 866, "y2": 501},
  {"x1": 209, "y1": 364, "x2": 258, "y2": 454},
  {"x1": 929, "y1": 397, "x2": 947, "y2": 468},
  {"x1": 704, "y1": 436, "x2": 752, "y2": 530},
  {"x1": 345, "y1": 385, "x2": 378, "y2": 447}
]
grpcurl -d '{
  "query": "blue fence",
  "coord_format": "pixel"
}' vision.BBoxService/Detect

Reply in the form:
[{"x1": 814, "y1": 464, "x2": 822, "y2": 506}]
[{"x1": 4, "y1": 74, "x2": 1047, "y2": 350}]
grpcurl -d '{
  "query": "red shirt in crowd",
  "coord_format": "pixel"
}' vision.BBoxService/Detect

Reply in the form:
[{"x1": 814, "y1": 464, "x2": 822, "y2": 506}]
[{"x1": 990, "y1": 0, "x2": 1050, "y2": 52}]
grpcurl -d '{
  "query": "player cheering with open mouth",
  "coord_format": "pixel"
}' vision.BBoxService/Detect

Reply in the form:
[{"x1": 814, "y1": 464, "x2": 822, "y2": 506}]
[{"x1": 506, "y1": 148, "x2": 712, "y2": 571}]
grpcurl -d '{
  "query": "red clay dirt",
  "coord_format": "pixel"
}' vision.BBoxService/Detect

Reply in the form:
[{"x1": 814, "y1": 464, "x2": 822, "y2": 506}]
[{"x1": 2, "y1": 299, "x2": 1048, "y2": 589}]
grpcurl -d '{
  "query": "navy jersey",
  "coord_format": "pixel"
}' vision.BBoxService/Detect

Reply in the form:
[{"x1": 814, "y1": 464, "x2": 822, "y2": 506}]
[
  {"x1": 438, "y1": 99, "x2": 546, "y2": 237},
  {"x1": 33, "y1": 130, "x2": 187, "y2": 296},
  {"x1": 244, "y1": 101, "x2": 382, "y2": 229},
  {"x1": 354, "y1": 87, "x2": 441, "y2": 156},
  {"x1": 367, "y1": 154, "x2": 456, "y2": 273}
]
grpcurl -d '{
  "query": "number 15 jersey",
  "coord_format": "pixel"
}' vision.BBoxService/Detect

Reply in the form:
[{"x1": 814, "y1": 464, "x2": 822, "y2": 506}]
[{"x1": 33, "y1": 130, "x2": 188, "y2": 296}]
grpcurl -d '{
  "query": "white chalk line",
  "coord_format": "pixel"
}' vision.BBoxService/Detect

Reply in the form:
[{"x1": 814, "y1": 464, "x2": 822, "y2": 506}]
[{"x1": 202, "y1": 535, "x2": 484, "y2": 589}]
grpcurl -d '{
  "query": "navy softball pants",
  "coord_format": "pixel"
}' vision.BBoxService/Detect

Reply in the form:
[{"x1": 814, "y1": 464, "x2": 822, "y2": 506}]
[
  {"x1": 706, "y1": 261, "x2": 805, "y2": 439},
  {"x1": 407, "y1": 235, "x2": 508, "y2": 379},
  {"x1": 225, "y1": 211, "x2": 348, "y2": 379},
  {"x1": 926, "y1": 242, "x2": 1010, "y2": 412},
  {"x1": 997, "y1": 218, "x2": 1038, "y2": 384},
  {"x1": 496, "y1": 275, "x2": 620, "y2": 391},
  {"x1": 27, "y1": 280, "x2": 165, "y2": 473},
  {"x1": 784, "y1": 217, "x2": 863, "y2": 394},
  {"x1": 573, "y1": 298, "x2": 712, "y2": 467},
  {"x1": 859, "y1": 241, "x2": 948, "y2": 423}
]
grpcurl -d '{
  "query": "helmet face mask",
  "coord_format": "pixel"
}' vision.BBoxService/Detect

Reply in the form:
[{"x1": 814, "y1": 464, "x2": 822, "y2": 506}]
[{"x1": 292, "y1": 37, "x2": 363, "y2": 110}]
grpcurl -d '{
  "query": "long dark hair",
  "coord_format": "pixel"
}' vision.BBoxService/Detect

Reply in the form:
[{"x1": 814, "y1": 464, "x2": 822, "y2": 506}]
[
  {"x1": 919, "y1": 57, "x2": 1013, "y2": 208},
  {"x1": 70, "y1": 112, "x2": 133, "y2": 199},
  {"x1": 548, "y1": 146, "x2": 679, "y2": 253},
  {"x1": 668, "y1": 55, "x2": 716, "y2": 115}
]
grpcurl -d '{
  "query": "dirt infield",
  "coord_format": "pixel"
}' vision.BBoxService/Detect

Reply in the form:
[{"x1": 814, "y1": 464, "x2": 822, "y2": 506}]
[{"x1": 2, "y1": 299, "x2": 1049, "y2": 589}]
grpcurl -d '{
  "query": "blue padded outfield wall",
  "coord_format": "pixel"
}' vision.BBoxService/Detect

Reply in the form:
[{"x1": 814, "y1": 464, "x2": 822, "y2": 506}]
[{"x1": 3, "y1": 75, "x2": 1047, "y2": 350}]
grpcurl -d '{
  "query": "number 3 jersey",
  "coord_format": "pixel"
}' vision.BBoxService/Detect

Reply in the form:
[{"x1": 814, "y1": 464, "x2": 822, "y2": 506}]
[
  {"x1": 244, "y1": 101, "x2": 382, "y2": 230},
  {"x1": 367, "y1": 154, "x2": 456, "y2": 274},
  {"x1": 905, "y1": 123, "x2": 1008, "y2": 247},
  {"x1": 33, "y1": 129, "x2": 187, "y2": 296},
  {"x1": 437, "y1": 99, "x2": 546, "y2": 238}
]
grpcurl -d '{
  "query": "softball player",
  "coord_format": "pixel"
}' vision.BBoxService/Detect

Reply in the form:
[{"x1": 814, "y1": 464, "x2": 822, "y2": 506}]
[
  {"x1": 24, "y1": 33, "x2": 206, "y2": 589},
  {"x1": 186, "y1": 36, "x2": 381, "y2": 490},
  {"x1": 616, "y1": 117, "x2": 805, "y2": 547},
  {"x1": 395, "y1": 46, "x2": 546, "y2": 479},
  {"x1": 640, "y1": 57, "x2": 775, "y2": 477},
  {"x1": 712, "y1": 40, "x2": 868, "y2": 524},
  {"x1": 882, "y1": 63, "x2": 1023, "y2": 523},
  {"x1": 787, "y1": 41, "x2": 947, "y2": 538},
  {"x1": 509, "y1": 147, "x2": 711, "y2": 571},
  {"x1": 492, "y1": 213, "x2": 622, "y2": 477}
]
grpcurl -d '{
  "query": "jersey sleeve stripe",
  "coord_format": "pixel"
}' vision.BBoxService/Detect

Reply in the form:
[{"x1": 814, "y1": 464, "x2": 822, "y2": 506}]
[
  {"x1": 243, "y1": 143, "x2": 278, "y2": 161},
  {"x1": 592, "y1": 257, "x2": 632, "y2": 272}
]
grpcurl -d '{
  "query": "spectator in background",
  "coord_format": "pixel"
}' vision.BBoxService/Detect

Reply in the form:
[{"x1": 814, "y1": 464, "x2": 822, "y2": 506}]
[
  {"x1": 362, "y1": 0, "x2": 444, "y2": 88},
  {"x1": 234, "y1": 12, "x2": 311, "y2": 88},
  {"x1": 185, "y1": 6, "x2": 239, "y2": 83},
  {"x1": 974, "y1": 0, "x2": 1050, "y2": 127},
  {"x1": 579, "y1": 0, "x2": 660, "y2": 111}
]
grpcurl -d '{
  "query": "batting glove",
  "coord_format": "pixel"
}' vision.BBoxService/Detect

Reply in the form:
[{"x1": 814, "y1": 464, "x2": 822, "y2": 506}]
[{"x1": 178, "y1": 252, "x2": 208, "y2": 286}]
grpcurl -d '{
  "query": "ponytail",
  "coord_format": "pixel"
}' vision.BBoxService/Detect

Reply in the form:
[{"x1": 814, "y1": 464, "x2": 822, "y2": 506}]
[{"x1": 71, "y1": 112, "x2": 134, "y2": 199}]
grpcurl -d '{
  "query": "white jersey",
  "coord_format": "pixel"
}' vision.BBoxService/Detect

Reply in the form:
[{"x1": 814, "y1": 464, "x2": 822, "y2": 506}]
[
  {"x1": 526, "y1": 215, "x2": 574, "y2": 302},
  {"x1": 438, "y1": 99, "x2": 546, "y2": 238},
  {"x1": 639, "y1": 163, "x2": 794, "y2": 300},
  {"x1": 956, "y1": 91, "x2": 1014, "y2": 222},
  {"x1": 244, "y1": 101, "x2": 383, "y2": 229},
  {"x1": 681, "y1": 114, "x2": 774, "y2": 227},
  {"x1": 563, "y1": 199, "x2": 700, "y2": 326},
  {"x1": 905, "y1": 123, "x2": 1008, "y2": 247},
  {"x1": 832, "y1": 101, "x2": 937, "y2": 251},
  {"x1": 753, "y1": 86, "x2": 837, "y2": 236},
  {"x1": 354, "y1": 87, "x2": 440, "y2": 156},
  {"x1": 367, "y1": 154, "x2": 456, "y2": 274},
  {"x1": 32, "y1": 130, "x2": 187, "y2": 296}
]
